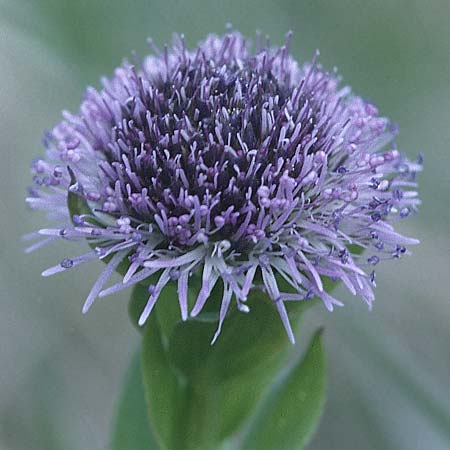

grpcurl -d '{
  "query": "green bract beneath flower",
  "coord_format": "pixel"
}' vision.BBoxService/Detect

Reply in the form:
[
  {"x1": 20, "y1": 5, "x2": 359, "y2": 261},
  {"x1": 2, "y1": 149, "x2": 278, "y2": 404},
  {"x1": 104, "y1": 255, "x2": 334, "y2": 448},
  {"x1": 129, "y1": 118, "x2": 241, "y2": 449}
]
[{"x1": 26, "y1": 31, "x2": 421, "y2": 343}]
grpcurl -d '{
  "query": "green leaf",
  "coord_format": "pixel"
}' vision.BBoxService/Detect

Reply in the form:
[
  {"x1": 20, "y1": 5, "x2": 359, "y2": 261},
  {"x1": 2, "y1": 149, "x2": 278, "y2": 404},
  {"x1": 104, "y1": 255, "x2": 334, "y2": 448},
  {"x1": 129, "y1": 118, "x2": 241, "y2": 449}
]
[
  {"x1": 168, "y1": 291, "x2": 290, "y2": 382},
  {"x1": 168, "y1": 291, "x2": 300, "y2": 445},
  {"x1": 240, "y1": 329, "x2": 326, "y2": 450},
  {"x1": 138, "y1": 280, "x2": 223, "y2": 450},
  {"x1": 139, "y1": 287, "x2": 184, "y2": 450},
  {"x1": 135, "y1": 260, "x2": 335, "y2": 450},
  {"x1": 109, "y1": 351, "x2": 161, "y2": 450},
  {"x1": 139, "y1": 279, "x2": 317, "y2": 450}
]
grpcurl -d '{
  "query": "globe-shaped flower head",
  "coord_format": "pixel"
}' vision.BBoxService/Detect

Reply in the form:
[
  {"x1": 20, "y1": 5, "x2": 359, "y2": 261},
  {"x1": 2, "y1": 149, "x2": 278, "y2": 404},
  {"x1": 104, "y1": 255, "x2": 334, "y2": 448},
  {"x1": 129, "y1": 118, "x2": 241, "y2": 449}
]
[{"x1": 27, "y1": 32, "x2": 421, "y2": 343}]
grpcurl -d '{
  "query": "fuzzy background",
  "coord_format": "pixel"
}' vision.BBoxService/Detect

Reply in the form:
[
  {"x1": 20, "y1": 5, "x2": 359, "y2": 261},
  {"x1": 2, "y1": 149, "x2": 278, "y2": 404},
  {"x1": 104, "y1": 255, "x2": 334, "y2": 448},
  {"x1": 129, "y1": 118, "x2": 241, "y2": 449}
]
[{"x1": 1, "y1": 1, "x2": 449, "y2": 449}]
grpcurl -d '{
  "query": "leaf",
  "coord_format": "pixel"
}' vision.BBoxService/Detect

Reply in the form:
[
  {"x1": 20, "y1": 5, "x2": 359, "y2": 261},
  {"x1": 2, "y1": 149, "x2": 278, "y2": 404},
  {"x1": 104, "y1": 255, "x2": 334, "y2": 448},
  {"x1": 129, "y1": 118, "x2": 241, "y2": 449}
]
[
  {"x1": 138, "y1": 281, "x2": 226, "y2": 450},
  {"x1": 169, "y1": 291, "x2": 300, "y2": 444},
  {"x1": 109, "y1": 351, "x2": 161, "y2": 450},
  {"x1": 239, "y1": 329, "x2": 326, "y2": 450},
  {"x1": 168, "y1": 291, "x2": 290, "y2": 382},
  {"x1": 139, "y1": 281, "x2": 314, "y2": 450},
  {"x1": 139, "y1": 286, "x2": 185, "y2": 450},
  {"x1": 136, "y1": 262, "x2": 334, "y2": 450}
]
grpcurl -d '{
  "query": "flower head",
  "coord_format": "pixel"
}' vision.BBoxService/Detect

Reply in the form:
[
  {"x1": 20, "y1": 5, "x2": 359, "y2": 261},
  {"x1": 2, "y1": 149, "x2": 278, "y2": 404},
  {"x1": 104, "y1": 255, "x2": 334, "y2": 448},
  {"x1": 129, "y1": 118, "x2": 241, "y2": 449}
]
[{"x1": 26, "y1": 32, "x2": 421, "y2": 343}]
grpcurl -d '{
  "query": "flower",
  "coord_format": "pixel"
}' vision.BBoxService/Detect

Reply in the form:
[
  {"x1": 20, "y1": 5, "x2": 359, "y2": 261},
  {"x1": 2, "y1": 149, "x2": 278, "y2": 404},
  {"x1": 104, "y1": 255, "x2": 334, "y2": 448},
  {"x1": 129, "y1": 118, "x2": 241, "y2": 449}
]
[{"x1": 26, "y1": 31, "x2": 421, "y2": 343}]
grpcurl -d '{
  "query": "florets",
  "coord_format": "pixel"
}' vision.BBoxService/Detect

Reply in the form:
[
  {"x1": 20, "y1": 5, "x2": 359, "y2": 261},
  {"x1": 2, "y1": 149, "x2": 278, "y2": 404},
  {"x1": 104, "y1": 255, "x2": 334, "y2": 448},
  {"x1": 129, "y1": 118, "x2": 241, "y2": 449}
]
[{"x1": 26, "y1": 32, "x2": 421, "y2": 343}]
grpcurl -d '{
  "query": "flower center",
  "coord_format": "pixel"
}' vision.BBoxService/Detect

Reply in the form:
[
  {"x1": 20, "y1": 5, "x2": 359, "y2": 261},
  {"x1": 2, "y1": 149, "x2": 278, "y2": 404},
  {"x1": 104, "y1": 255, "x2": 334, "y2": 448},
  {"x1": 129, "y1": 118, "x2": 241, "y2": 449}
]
[{"x1": 98, "y1": 53, "x2": 326, "y2": 250}]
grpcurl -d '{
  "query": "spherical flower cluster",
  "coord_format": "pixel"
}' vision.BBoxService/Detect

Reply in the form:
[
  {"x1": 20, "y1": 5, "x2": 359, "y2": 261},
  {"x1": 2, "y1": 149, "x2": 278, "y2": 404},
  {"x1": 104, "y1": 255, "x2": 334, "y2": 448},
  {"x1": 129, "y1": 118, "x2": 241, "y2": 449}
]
[{"x1": 26, "y1": 32, "x2": 421, "y2": 343}]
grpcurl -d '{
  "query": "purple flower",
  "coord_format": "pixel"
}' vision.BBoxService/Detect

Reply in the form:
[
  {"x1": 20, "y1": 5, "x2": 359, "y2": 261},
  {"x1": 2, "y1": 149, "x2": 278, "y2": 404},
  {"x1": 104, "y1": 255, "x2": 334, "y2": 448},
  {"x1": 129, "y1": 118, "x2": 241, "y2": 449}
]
[{"x1": 26, "y1": 32, "x2": 421, "y2": 343}]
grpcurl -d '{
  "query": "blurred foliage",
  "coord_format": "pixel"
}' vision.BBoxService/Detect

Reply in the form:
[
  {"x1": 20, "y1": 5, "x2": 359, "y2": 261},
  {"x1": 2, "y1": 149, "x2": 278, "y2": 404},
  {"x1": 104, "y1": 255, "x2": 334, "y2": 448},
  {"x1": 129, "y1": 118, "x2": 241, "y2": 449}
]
[{"x1": 1, "y1": 0, "x2": 450, "y2": 449}]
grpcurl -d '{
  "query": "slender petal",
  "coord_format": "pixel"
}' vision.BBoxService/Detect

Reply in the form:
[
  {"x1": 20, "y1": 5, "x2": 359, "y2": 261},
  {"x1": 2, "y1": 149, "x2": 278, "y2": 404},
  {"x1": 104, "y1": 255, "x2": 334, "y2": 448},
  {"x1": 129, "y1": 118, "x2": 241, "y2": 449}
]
[{"x1": 82, "y1": 250, "x2": 129, "y2": 313}]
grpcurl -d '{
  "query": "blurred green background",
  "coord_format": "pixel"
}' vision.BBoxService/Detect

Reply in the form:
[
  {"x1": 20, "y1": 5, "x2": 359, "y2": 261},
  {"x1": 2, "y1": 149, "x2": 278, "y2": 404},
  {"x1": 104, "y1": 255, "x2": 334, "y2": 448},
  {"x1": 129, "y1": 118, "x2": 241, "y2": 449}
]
[{"x1": 1, "y1": 0, "x2": 449, "y2": 449}]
